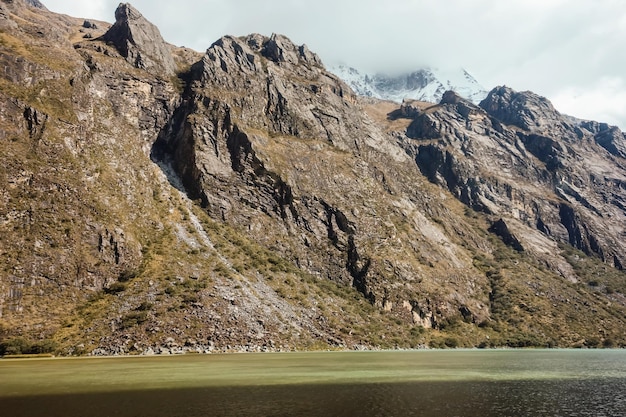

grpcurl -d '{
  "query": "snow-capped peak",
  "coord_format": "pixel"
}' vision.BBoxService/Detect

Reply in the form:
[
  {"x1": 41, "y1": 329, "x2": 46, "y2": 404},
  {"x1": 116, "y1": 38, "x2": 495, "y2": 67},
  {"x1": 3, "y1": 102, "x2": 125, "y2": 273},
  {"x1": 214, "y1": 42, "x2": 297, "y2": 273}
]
[{"x1": 329, "y1": 64, "x2": 488, "y2": 104}]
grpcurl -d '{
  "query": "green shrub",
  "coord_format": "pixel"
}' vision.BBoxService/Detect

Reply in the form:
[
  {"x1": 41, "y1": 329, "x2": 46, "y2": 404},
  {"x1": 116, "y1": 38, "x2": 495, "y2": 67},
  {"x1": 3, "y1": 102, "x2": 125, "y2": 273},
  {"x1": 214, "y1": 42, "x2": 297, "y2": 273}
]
[
  {"x1": 118, "y1": 269, "x2": 138, "y2": 283},
  {"x1": 0, "y1": 337, "x2": 57, "y2": 355},
  {"x1": 443, "y1": 337, "x2": 459, "y2": 348},
  {"x1": 136, "y1": 301, "x2": 153, "y2": 311},
  {"x1": 30, "y1": 339, "x2": 58, "y2": 354},
  {"x1": 0, "y1": 337, "x2": 30, "y2": 355},
  {"x1": 120, "y1": 311, "x2": 148, "y2": 329}
]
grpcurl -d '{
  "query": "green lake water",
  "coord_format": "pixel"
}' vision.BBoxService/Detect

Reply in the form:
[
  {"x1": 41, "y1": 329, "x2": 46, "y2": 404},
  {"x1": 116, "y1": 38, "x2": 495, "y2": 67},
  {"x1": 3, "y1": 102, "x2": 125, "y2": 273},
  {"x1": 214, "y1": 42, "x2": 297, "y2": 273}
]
[{"x1": 1, "y1": 349, "x2": 625, "y2": 416}]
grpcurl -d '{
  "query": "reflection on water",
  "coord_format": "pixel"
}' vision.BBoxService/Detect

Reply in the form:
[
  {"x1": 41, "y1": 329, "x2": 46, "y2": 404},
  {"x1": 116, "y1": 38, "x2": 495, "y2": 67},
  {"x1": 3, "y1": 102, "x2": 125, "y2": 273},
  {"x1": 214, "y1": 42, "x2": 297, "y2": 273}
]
[
  {"x1": 1, "y1": 350, "x2": 625, "y2": 417},
  {"x1": 2, "y1": 378, "x2": 625, "y2": 417}
]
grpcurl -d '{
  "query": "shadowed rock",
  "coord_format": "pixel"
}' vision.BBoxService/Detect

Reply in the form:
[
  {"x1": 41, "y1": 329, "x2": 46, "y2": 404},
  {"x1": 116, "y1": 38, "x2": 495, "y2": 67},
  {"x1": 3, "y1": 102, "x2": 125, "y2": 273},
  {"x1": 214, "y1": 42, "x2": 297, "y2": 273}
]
[
  {"x1": 489, "y1": 219, "x2": 524, "y2": 252},
  {"x1": 592, "y1": 125, "x2": 626, "y2": 158},
  {"x1": 480, "y1": 86, "x2": 562, "y2": 132}
]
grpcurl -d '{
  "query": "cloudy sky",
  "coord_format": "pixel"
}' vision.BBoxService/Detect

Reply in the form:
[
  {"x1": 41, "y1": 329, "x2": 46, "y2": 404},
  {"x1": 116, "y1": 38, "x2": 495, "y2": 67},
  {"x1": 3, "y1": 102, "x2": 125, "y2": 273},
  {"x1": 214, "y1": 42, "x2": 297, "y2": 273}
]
[{"x1": 43, "y1": 0, "x2": 626, "y2": 129}]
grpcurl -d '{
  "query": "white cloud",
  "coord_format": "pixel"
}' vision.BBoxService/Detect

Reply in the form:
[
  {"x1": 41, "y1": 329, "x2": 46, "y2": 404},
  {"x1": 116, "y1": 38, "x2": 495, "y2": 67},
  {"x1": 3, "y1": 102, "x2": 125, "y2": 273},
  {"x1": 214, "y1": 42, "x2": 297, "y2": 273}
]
[
  {"x1": 43, "y1": 0, "x2": 113, "y2": 20},
  {"x1": 552, "y1": 77, "x2": 626, "y2": 128},
  {"x1": 42, "y1": 0, "x2": 626, "y2": 129}
]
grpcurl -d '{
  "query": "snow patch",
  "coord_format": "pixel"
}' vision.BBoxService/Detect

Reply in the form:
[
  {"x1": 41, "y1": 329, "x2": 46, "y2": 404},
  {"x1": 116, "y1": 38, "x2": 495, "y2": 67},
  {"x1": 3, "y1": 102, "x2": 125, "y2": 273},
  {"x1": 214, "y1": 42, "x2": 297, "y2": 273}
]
[{"x1": 330, "y1": 65, "x2": 488, "y2": 105}]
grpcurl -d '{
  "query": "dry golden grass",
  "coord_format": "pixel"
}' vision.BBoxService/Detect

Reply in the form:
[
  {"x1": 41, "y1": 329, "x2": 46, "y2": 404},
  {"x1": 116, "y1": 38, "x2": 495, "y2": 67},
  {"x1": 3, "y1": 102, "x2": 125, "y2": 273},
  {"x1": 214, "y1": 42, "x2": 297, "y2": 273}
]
[
  {"x1": 360, "y1": 99, "x2": 437, "y2": 132},
  {"x1": 361, "y1": 100, "x2": 412, "y2": 132}
]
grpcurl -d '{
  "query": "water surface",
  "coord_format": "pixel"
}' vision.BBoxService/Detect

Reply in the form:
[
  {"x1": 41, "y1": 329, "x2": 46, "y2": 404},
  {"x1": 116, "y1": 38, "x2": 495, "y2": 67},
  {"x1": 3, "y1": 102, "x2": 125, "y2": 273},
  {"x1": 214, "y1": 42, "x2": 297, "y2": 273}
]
[{"x1": 1, "y1": 350, "x2": 625, "y2": 416}]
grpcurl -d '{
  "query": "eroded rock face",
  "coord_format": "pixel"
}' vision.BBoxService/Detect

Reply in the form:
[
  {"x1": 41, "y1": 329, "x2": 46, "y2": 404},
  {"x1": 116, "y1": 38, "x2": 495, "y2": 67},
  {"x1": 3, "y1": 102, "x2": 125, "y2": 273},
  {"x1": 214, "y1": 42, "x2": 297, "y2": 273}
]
[
  {"x1": 399, "y1": 86, "x2": 626, "y2": 269},
  {"x1": 480, "y1": 86, "x2": 564, "y2": 133},
  {"x1": 155, "y1": 33, "x2": 372, "y2": 280},
  {"x1": 0, "y1": 0, "x2": 43, "y2": 9},
  {"x1": 101, "y1": 3, "x2": 177, "y2": 75},
  {"x1": 588, "y1": 123, "x2": 626, "y2": 159},
  {"x1": 262, "y1": 33, "x2": 323, "y2": 66},
  {"x1": 154, "y1": 32, "x2": 490, "y2": 328},
  {"x1": 0, "y1": 2, "x2": 180, "y2": 339}
]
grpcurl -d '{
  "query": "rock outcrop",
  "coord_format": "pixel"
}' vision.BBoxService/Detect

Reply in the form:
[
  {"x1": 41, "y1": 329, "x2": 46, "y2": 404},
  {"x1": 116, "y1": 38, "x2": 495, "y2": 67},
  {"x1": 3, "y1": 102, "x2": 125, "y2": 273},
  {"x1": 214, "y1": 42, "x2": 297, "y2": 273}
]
[
  {"x1": 582, "y1": 121, "x2": 626, "y2": 159},
  {"x1": 100, "y1": 3, "x2": 177, "y2": 76},
  {"x1": 25, "y1": 0, "x2": 45, "y2": 8},
  {"x1": 398, "y1": 86, "x2": 626, "y2": 270},
  {"x1": 2, "y1": 0, "x2": 41, "y2": 6},
  {"x1": 480, "y1": 86, "x2": 564, "y2": 132}
]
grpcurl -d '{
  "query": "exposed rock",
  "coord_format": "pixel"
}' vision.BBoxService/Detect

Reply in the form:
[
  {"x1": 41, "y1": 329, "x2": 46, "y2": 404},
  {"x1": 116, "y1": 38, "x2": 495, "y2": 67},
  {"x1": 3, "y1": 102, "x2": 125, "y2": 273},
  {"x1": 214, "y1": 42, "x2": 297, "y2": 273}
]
[
  {"x1": 0, "y1": 4, "x2": 18, "y2": 30},
  {"x1": 154, "y1": 32, "x2": 455, "y2": 313},
  {"x1": 100, "y1": 3, "x2": 177, "y2": 76},
  {"x1": 83, "y1": 20, "x2": 98, "y2": 29},
  {"x1": 593, "y1": 126, "x2": 626, "y2": 159},
  {"x1": 0, "y1": 0, "x2": 45, "y2": 13},
  {"x1": 25, "y1": 0, "x2": 45, "y2": 8},
  {"x1": 517, "y1": 132, "x2": 565, "y2": 171},
  {"x1": 399, "y1": 86, "x2": 626, "y2": 270},
  {"x1": 488, "y1": 219, "x2": 524, "y2": 252},
  {"x1": 479, "y1": 86, "x2": 564, "y2": 133},
  {"x1": 1, "y1": 3, "x2": 626, "y2": 354},
  {"x1": 22, "y1": 105, "x2": 48, "y2": 140},
  {"x1": 261, "y1": 33, "x2": 323, "y2": 67}
]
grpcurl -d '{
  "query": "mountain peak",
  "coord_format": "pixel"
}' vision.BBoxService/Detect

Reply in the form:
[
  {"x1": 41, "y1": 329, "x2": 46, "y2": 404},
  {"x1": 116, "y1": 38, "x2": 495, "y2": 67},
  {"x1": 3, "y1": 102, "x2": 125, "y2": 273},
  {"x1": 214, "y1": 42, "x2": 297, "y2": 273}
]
[
  {"x1": 101, "y1": 2, "x2": 177, "y2": 75},
  {"x1": 114, "y1": 2, "x2": 143, "y2": 22},
  {"x1": 480, "y1": 86, "x2": 561, "y2": 132},
  {"x1": 330, "y1": 65, "x2": 487, "y2": 104},
  {"x1": 439, "y1": 90, "x2": 465, "y2": 105},
  {"x1": 260, "y1": 33, "x2": 323, "y2": 67},
  {"x1": 25, "y1": 0, "x2": 46, "y2": 8}
]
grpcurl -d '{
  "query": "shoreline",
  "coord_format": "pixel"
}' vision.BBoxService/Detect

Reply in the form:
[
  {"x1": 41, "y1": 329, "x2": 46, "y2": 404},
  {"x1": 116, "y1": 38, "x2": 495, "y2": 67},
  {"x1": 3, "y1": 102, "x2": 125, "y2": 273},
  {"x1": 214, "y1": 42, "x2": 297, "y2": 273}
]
[{"x1": 2, "y1": 346, "x2": 624, "y2": 361}]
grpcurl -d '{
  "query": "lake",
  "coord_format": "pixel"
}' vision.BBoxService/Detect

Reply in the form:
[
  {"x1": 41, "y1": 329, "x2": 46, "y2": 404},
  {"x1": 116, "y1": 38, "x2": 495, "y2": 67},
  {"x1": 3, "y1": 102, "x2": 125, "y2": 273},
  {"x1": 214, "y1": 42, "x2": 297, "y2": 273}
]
[{"x1": 1, "y1": 350, "x2": 625, "y2": 416}]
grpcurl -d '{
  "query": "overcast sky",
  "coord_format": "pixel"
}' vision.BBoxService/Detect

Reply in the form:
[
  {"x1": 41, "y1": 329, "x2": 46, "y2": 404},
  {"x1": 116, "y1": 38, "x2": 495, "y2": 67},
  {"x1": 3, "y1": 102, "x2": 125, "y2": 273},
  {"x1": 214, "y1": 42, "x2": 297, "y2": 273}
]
[{"x1": 43, "y1": 0, "x2": 626, "y2": 130}]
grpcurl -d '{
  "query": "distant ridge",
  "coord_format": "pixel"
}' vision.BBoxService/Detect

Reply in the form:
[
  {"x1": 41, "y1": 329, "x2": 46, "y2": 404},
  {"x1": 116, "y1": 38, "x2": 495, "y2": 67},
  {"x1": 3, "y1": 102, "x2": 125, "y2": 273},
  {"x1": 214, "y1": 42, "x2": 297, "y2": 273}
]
[{"x1": 330, "y1": 65, "x2": 488, "y2": 104}]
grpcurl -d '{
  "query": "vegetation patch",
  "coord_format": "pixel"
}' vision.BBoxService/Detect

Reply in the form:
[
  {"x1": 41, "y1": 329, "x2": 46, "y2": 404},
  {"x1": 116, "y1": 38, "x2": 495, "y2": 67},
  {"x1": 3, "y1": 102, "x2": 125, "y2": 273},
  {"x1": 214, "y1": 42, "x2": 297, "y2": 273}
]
[{"x1": 0, "y1": 337, "x2": 57, "y2": 356}]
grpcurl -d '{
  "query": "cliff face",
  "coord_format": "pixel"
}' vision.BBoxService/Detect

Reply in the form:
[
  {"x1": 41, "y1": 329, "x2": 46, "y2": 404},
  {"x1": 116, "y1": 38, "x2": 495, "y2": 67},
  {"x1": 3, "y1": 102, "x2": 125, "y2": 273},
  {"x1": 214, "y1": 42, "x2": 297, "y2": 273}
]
[
  {"x1": 0, "y1": 1, "x2": 185, "y2": 347},
  {"x1": 400, "y1": 88, "x2": 626, "y2": 271},
  {"x1": 100, "y1": 3, "x2": 177, "y2": 76},
  {"x1": 1, "y1": 2, "x2": 626, "y2": 354},
  {"x1": 152, "y1": 32, "x2": 501, "y2": 334}
]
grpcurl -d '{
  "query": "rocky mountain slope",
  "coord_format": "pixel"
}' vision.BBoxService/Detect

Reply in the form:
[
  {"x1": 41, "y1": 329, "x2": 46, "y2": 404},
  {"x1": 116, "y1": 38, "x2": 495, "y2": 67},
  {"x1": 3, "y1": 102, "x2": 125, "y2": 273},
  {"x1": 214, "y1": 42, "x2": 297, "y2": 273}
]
[
  {"x1": 330, "y1": 64, "x2": 488, "y2": 104},
  {"x1": 1, "y1": 1, "x2": 625, "y2": 355}
]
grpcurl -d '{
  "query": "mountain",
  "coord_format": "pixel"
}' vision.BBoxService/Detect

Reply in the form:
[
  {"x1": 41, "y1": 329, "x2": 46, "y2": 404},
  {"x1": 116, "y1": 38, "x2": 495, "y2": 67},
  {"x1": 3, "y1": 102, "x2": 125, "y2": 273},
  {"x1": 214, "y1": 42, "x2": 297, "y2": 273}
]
[
  {"x1": 330, "y1": 64, "x2": 488, "y2": 104},
  {"x1": 1, "y1": 1, "x2": 626, "y2": 355}
]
